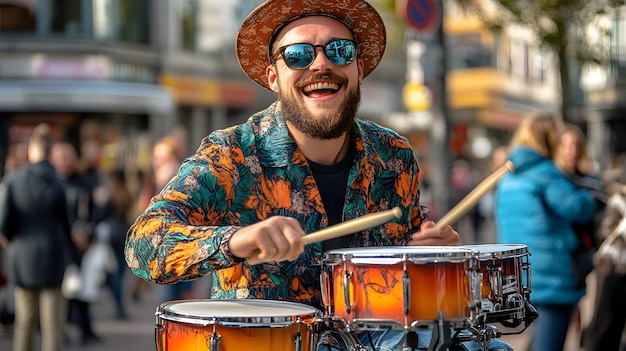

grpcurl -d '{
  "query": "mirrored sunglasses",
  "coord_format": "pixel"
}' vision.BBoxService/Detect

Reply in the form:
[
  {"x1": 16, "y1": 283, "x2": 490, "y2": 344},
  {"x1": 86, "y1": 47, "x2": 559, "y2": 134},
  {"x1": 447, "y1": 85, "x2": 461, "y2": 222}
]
[{"x1": 270, "y1": 39, "x2": 358, "y2": 70}]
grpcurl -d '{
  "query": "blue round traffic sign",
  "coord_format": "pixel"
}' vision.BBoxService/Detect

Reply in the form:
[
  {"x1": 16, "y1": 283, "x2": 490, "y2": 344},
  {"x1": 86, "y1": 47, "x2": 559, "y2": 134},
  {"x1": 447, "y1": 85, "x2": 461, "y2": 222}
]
[{"x1": 399, "y1": 0, "x2": 441, "y2": 33}]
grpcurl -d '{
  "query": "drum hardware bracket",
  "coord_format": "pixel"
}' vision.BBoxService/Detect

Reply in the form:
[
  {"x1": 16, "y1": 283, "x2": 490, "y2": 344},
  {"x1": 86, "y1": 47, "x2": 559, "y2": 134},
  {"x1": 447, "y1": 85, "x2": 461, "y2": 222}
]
[
  {"x1": 209, "y1": 322, "x2": 221, "y2": 351},
  {"x1": 487, "y1": 264, "x2": 504, "y2": 306},
  {"x1": 330, "y1": 329, "x2": 369, "y2": 351},
  {"x1": 522, "y1": 259, "x2": 533, "y2": 296},
  {"x1": 293, "y1": 331, "x2": 302, "y2": 351},
  {"x1": 342, "y1": 265, "x2": 352, "y2": 317},
  {"x1": 499, "y1": 299, "x2": 538, "y2": 335},
  {"x1": 466, "y1": 324, "x2": 500, "y2": 350},
  {"x1": 468, "y1": 269, "x2": 482, "y2": 319},
  {"x1": 321, "y1": 269, "x2": 334, "y2": 318},
  {"x1": 154, "y1": 312, "x2": 162, "y2": 350},
  {"x1": 402, "y1": 258, "x2": 410, "y2": 327},
  {"x1": 401, "y1": 330, "x2": 419, "y2": 351},
  {"x1": 426, "y1": 311, "x2": 455, "y2": 351}
]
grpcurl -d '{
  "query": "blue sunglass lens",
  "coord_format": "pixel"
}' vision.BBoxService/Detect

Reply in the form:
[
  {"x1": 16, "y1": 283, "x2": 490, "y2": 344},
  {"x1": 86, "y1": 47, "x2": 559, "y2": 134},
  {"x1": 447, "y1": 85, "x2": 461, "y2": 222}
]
[
  {"x1": 281, "y1": 39, "x2": 356, "y2": 69},
  {"x1": 324, "y1": 40, "x2": 356, "y2": 66},
  {"x1": 283, "y1": 44, "x2": 317, "y2": 69}
]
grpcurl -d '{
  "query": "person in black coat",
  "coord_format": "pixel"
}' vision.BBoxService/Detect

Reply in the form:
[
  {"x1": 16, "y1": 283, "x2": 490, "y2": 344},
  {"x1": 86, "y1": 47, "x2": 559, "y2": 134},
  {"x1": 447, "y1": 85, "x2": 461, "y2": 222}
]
[
  {"x1": 50, "y1": 141, "x2": 102, "y2": 344},
  {"x1": 0, "y1": 123, "x2": 77, "y2": 351}
]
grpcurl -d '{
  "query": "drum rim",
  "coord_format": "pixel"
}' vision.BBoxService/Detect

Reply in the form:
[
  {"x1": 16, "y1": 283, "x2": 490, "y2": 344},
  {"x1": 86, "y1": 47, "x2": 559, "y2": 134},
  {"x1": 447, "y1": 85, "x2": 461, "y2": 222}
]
[
  {"x1": 461, "y1": 244, "x2": 529, "y2": 259},
  {"x1": 323, "y1": 246, "x2": 475, "y2": 265},
  {"x1": 156, "y1": 299, "x2": 320, "y2": 327}
]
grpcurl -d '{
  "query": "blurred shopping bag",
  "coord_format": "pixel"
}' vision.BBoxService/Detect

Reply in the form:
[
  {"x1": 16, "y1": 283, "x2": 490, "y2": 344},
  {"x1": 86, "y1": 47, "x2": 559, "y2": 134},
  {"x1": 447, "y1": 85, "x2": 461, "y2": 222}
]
[{"x1": 62, "y1": 264, "x2": 82, "y2": 299}]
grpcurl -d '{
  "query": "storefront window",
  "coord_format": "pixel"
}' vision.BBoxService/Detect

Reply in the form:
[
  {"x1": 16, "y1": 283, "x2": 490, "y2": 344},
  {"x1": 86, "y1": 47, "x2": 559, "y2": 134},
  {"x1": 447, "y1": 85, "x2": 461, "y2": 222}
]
[
  {"x1": 94, "y1": 0, "x2": 149, "y2": 44},
  {"x1": 611, "y1": 13, "x2": 626, "y2": 80},
  {"x1": 0, "y1": 1, "x2": 36, "y2": 32},
  {"x1": 178, "y1": 0, "x2": 241, "y2": 54},
  {"x1": 51, "y1": 0, "x2": 82, "y2": 34},
  {"x1": 179, "y1": 0, "x2": 198, "y2": 51}
]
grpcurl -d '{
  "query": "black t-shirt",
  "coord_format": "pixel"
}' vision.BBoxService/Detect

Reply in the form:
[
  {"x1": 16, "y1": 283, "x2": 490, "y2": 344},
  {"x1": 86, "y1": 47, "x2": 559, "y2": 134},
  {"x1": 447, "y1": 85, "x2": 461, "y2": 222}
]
[{"x1": 307, "y1": 141, "x2": 356, "y2": 252}]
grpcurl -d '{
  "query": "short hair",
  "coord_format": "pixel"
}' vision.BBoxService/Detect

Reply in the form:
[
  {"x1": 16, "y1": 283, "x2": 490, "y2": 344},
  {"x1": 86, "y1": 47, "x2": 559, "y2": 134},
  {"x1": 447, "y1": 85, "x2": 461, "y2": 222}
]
[{"x1": 29, "y1": 123, "x2": 54, "y2": 157}]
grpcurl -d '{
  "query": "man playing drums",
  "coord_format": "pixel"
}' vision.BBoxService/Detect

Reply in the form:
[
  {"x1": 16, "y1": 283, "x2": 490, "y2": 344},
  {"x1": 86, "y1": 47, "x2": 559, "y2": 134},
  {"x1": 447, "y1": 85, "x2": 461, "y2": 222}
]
[{"x1": 125, "y1": 1, "x2": 513, "y2": 350}]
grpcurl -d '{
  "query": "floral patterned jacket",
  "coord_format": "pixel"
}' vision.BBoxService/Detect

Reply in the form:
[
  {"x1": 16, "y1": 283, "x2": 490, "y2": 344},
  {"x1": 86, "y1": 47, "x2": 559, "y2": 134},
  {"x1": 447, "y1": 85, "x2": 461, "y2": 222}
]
[{"x1": 125, "y1": 101, "x2": 428, "y2": 309}]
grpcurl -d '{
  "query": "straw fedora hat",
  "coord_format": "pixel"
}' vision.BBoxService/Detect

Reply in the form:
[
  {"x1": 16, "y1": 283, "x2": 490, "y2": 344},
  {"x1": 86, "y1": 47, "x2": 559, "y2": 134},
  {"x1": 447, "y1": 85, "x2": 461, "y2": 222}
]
[{"x1": 236, "y1": 0, "x2": 387, "y2": 90}]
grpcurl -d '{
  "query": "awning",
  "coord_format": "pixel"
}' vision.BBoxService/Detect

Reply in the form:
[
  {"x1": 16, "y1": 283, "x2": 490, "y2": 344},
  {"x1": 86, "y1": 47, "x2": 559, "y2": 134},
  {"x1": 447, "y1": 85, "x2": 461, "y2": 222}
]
[{"x1": 0, "y1": 80, "x2": 174, "y2": 115}]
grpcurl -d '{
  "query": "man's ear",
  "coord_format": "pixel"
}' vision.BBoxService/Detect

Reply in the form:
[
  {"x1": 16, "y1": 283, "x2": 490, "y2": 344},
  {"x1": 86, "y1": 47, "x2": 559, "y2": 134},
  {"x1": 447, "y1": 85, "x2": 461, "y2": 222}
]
[
  {"x1": 267, "y1": 66, "x2": 279, "y2": 93},
  {"x1": 358, "y1": 59, "x2": 364, "y2": 84}
]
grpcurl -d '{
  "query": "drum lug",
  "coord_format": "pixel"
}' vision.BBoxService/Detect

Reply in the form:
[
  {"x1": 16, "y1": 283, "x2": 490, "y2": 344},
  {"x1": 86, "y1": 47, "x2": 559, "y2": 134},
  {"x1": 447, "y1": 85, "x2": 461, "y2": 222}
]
[
  {"x1": 293, "y1": 332, "x2": 302, "y2": 351},
  {"x1": 522, "y1": 257, "x2": 533, "y2": 297},
  {"x1": 154, "y1": 307, "x2": 163, "y2": 351},
  {"x1": 468, "y1": 269, "x2": 482, "y2": 318},
  {"x1": 321, "y1": 269, "x2": 333, "y2": 317},
  {"x1": 489, "y1": 264, "x2": 503, "y2": 305},
  {"x1": 402, "y1": 259, "x2": 411, "y2": 327},
  {"x1": 342, "y1": 266, "x2": 352, "y2": 319},
  {"x1": 209, "y1": 333, "x2": 221, "y2": 351}
]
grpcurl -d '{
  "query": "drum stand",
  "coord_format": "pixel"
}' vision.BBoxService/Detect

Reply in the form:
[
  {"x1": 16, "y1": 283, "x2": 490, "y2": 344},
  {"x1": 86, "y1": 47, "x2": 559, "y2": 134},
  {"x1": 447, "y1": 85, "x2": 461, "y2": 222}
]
[{"x1": 397, "y1": 312, "x2": 495, "y2": 351}]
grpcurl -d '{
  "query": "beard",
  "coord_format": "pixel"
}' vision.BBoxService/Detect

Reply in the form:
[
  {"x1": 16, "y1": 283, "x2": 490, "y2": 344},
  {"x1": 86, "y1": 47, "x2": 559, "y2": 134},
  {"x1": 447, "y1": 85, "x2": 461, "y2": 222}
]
[{"x1": 279, "y1": 80, "x2": 361, "y2": 139}]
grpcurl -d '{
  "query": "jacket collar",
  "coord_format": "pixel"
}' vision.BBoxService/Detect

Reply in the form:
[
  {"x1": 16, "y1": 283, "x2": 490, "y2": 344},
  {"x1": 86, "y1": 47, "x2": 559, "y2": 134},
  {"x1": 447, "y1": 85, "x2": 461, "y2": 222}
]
[{"x1": 253, "y1": 101, "x2": 379, "y2": 169}]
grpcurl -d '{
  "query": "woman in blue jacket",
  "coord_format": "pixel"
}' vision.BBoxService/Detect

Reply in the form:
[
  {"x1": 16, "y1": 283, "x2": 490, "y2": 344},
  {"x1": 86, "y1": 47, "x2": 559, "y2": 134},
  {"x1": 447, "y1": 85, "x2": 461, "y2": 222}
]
[{"x1": 495, "y1": 112, "x2": 597, "y2": 351}]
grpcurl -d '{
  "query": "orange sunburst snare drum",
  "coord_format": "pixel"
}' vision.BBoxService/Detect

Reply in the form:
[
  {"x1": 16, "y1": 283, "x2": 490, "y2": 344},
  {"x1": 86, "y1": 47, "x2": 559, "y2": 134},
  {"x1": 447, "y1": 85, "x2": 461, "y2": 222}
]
[
  {"x1": 155, "y1": 299, "x2": 320, "y2": 351},
  {"x1": 462, "y1": 244, "x2": 532, "y2": 325},
  {"x1": 321, "y1": 246, "x2": 481, "y2": 330}
]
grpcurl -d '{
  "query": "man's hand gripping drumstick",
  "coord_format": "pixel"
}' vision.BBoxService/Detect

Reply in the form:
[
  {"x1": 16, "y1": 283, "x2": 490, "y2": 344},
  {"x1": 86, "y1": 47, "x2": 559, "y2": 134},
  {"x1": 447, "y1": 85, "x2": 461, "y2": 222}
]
[{"x1": 231, "y1": 208, "x2": 402, "y2": 265}]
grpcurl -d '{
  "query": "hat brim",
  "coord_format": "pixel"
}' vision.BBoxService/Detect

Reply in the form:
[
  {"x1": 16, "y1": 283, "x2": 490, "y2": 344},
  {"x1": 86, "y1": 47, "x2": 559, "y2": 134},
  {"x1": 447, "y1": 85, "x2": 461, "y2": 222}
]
[{"x1": 236, "y1": 0, "x2": 386, "y2": 90}]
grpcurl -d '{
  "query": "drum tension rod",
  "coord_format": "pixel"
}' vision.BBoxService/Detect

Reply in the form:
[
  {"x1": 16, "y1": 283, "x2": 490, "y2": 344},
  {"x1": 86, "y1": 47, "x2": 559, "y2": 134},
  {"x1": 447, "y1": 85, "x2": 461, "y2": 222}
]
[
  {"x1": 402, "y1": 258, "x2": 410, "y2": 328},
  {"x1": 209, "y1": 321, "x2": 221, "y2": 351},
  {"x1": 292, "y1": 319, "x2": 303, "y2": 351},
  {"x1": 342, "y1": 260, "x2": 352, "y2": 318}
]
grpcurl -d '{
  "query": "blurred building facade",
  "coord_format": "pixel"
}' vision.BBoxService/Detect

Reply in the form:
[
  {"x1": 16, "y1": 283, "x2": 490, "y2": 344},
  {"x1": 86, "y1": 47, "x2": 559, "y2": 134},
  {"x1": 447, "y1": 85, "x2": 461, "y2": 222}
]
[
  {"x1": 0, "y1": 0, "x2": 172, "y2": 173},
  {"x1": 581, "y1": 6, "x2": 626, "y2": 164},
  {"x1": 0, "y1": 0, "x2": 409, "y2": 174},
  {"x1": 401, "y1": 0, "x2": 626, "y2": 172},
  {"x1": 429, "y1": 1, "x2": 561, "y2": 164},
  {"x1": 1, "y1": 0, "x2": 622, "y2": 178}
]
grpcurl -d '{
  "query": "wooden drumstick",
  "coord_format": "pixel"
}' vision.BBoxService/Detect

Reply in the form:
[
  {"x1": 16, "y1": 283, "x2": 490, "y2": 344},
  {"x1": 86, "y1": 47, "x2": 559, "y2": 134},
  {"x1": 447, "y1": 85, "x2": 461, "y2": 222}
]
[
  {"x1": 301, "y1": 207, "x2": 402, "y2": 245},
  {"x1": 247, "y1": 207, "x2": 402, "y2": 265},
  {"x1": 436, "y1": 160, "x2": 514, "y2": 229}
]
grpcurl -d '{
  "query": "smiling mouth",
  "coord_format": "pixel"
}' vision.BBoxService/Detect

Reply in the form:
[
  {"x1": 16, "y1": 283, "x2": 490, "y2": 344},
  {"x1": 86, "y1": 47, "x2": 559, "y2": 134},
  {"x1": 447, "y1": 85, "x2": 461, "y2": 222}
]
[{"x1": 302, "y1": 81, "x2": 340, "y2": 96}]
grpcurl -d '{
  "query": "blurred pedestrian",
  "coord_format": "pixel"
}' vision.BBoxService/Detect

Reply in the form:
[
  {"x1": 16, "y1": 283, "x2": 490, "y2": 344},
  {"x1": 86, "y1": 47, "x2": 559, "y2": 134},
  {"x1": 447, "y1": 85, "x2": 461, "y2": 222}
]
[
  {"x1": 581, "y1": 159, "x2": 626, "y2": 351},
  {"x1": 77, "y1": 214, "x2": 117, "y2": 316},
  {"x1": 495, "y1": 112, "x2": 597, "y2": 351},
  {"x1": 138, "y1": 136, "x2": 195, "y2": 302},
  {"x1": 97, "y1": 170, "x2": 132, "y2": 319},
  {"x1": 49, "y1": 141, "x2": 101, "y2": 345},
  {"x1": 0, "y1": 123, "x2": 77, "y2": 351},
  {"x1": 555, "y1": 124, "x2": 606, "y2": 252},
  {"x1": 0, "y1": 227, "x2": 14, "y2": 330},
  {"x1": 554, "y1": 124, "x2": 607, "y2": 346}
]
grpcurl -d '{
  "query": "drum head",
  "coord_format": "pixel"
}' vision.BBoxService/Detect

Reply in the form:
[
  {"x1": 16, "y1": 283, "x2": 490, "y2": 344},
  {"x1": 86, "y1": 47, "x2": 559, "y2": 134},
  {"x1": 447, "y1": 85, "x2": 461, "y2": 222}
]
[
  {"x1": 157, "y1": 299, "x2": 319, "y2": 327},
  {"x1": 324, "y1": 246, "x2": 475, "y2": 265},
  {"x1": 462, "y1": 244, "x2": 528, "y2": 260}
]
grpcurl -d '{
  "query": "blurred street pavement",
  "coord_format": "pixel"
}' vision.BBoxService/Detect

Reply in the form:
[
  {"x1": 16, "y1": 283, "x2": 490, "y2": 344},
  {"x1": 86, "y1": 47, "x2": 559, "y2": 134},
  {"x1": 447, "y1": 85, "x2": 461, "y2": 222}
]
[{"x1": 0, "y1": 275, "x2": 213, "y2": 351}]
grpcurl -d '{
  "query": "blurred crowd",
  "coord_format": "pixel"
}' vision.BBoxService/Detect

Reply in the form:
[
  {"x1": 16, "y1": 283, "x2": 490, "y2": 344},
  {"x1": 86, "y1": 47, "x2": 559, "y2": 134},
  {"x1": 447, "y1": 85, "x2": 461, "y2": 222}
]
[
  {"x1": 0, "y1": 113, "x2": 625, "y2": 350},
  {"x1": 0, "y1": 123, "x2": 197, "y2": 350}
]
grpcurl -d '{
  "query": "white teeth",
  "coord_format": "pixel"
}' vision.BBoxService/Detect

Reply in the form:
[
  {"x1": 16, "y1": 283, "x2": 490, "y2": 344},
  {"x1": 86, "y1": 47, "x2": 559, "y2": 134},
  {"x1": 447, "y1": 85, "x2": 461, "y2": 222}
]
[{"x1": 303, "y1": 82, "x2": 339, "y2": 93}]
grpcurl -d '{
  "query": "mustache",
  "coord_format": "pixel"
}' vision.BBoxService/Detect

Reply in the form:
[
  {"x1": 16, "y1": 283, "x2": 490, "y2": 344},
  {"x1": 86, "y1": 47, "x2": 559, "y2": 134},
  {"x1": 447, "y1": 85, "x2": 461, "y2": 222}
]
[{"x1": 295, "y1": 73, "x2": 347, "y2": 89}]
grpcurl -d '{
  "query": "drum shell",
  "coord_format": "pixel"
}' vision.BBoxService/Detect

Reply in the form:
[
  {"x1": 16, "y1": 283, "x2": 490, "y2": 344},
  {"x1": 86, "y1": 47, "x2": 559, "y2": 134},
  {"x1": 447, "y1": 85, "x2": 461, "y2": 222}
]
[
  {"x1": 322, "y1": 246, "x2": 476, "y2": 327},
  {"x1": 463, "y1": 244, "x2": 529, "y2": 304},
  {"x1": 462, "y1": 243, "x2": 531, "y2": 324},
  {"x1": 155, "y1": 299, "x2": 319, "y2": 351}
]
